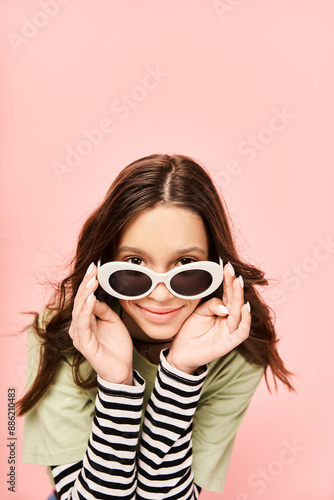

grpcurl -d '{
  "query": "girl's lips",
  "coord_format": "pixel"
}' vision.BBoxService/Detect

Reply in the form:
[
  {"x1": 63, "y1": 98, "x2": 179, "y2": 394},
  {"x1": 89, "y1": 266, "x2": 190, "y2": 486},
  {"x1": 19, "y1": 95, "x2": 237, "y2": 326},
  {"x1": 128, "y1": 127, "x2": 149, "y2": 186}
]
[{"x1": 135, "y1": 304, "x2": 183, "y2": 323}]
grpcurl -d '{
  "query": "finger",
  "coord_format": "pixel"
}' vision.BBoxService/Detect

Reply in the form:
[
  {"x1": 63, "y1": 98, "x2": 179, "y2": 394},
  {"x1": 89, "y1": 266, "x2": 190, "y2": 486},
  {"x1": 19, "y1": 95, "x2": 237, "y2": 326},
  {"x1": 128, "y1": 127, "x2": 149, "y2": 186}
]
[
  {"x1": 72, "y1": 264, "x2": 98, "y2": 322},
  {"x1": 76, "y1": 262, "x2": 97, "y2": 299},
  {"x1": 72, "y1": 292, "x2": 98, "y2": 350},
  {"x1": 92, "y1": 301, "x2": 122, "y2": 324},
  {"x1": 226, "y1": 275, "x2": 245, "y2": 333},
  {"x1": 194, "y1": 297, "x2": 223, "y2": 318},
  {"x1": 89, "y1": 310, "x2": 98, "y2": 334},
  {"x1": 71, "y1": 264, "x2": 99, "y2": 346},
  {"x1": 222, "y1": 262, "x2": 236, "y2": 309},
  {"x1": 73, "y1": 287, "x2": 99, "y2": 346},
  {"x1": 223, "y1": 303, "x2": 251, "y2": 351},
  {"x1": 217, "y1": 304, "x2": 230, "y2": 315}
]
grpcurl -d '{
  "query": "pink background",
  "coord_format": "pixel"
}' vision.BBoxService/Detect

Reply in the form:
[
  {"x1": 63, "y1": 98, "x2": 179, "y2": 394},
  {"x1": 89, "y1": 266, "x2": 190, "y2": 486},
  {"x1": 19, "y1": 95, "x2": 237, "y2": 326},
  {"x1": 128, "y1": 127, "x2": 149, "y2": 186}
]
[{"x1": 1, "y1": 1, "x2": 333, "y2": 499}]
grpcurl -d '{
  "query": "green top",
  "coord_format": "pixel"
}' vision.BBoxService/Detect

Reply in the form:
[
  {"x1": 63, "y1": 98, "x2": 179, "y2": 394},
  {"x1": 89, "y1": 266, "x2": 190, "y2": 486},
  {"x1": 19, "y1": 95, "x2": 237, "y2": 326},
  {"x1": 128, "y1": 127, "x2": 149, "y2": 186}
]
[{"x1": 22, "y1": 304, "x2": 264, "y2": 494}]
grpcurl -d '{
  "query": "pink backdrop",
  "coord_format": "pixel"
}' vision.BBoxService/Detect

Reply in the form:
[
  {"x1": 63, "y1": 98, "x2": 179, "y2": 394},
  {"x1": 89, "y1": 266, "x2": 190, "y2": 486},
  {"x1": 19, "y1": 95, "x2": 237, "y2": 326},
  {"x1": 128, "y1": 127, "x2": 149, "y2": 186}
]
[{"x1": 1, "y1": 1, "x2": 333, "y2": 499}]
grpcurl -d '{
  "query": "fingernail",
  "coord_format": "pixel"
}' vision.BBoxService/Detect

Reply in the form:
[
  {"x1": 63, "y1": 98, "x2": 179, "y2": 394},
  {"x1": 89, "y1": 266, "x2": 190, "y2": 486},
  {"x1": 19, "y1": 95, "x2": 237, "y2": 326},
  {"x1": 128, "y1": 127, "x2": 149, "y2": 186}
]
[
  {"x1": 246, "y1": 301, "x2": 251, "y2": 312},
  {"x1": 227, "y1": 262, "x2": 235, "y2": 276},
  {"x1": 86, "y1": 262, "x2": 94, "y2": 275},
  {"x1": 85, "y1": 277, "x2": 96, "y2": 288},
  {"x1": 86, "y1": 292, "x2": 94, "y2": 304},
  {"x1": 218, "y1": 304, "x2": 230, "y2": 315},
  {"x1": 238, "y1": 275, "x2": 244, "y2": 288}
]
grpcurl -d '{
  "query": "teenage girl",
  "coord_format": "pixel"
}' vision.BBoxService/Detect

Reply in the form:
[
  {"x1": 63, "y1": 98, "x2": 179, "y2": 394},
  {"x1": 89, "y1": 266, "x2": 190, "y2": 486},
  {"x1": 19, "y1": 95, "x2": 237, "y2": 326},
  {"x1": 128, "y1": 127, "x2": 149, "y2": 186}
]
[{"x1": 18, "y1": 154, "x2": 293, "y2": 500}]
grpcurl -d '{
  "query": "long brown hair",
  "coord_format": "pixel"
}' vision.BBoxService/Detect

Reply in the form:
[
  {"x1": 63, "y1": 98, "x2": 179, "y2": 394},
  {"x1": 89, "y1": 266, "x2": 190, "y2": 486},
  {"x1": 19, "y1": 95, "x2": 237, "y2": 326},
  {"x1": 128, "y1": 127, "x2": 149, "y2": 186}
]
[{"x1": 17, "y1": 153, "x2": 294, "y2": 416}]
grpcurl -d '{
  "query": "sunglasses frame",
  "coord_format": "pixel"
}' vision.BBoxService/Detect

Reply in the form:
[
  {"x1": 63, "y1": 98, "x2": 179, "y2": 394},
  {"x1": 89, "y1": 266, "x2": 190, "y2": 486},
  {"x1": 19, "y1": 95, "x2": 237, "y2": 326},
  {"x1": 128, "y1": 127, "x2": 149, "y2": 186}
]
[{"x1": 97, "y1": 258, "x2": 224, "y2": 300}]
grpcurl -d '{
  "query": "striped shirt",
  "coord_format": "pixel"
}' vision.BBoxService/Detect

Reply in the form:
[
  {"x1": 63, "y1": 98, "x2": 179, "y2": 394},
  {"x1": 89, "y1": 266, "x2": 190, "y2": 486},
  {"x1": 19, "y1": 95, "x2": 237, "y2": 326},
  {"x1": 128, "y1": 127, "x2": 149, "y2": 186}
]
[{"x1": 51, "y1": 349, "x2": 206, "y2": 499}]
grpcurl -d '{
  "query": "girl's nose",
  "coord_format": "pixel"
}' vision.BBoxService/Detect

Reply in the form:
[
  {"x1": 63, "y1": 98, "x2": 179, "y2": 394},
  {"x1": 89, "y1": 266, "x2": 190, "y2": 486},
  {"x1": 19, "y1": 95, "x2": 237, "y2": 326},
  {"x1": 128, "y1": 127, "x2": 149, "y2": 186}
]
[{"x1": 147, "y1": 282, "x2": 175, "y2": 301}]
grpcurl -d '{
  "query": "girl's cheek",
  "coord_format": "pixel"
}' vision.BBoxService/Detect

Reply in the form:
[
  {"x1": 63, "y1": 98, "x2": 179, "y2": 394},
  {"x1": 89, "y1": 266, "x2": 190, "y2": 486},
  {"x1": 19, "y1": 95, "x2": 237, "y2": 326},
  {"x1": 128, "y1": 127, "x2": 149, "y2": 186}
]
[{"x1": 184, "y1": 300, "x2": 201, "y2": 317}]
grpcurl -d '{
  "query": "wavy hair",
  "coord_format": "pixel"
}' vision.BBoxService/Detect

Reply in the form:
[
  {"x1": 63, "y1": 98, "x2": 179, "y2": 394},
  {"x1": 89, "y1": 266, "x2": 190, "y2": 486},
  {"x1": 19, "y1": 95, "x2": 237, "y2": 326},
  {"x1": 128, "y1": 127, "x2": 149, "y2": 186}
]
[{"x1": 17, "y1": 153, "x2": 294, "y2": 415}]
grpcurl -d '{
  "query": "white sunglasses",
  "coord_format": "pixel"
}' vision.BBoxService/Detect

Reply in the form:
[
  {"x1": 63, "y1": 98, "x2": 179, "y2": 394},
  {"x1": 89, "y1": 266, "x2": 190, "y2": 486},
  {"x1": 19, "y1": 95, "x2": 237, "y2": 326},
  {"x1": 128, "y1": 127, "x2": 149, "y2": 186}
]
[{"x1": 97, "y1": 258, "x2": 224, "y2": 300}]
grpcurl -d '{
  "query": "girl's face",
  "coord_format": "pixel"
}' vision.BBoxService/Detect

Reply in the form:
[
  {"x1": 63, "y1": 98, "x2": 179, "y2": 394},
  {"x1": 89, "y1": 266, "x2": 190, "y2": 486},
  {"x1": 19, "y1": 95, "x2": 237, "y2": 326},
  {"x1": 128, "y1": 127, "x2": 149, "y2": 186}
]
[{"x1": 114, "y1": 205, "x2": 209, "y2": 342}]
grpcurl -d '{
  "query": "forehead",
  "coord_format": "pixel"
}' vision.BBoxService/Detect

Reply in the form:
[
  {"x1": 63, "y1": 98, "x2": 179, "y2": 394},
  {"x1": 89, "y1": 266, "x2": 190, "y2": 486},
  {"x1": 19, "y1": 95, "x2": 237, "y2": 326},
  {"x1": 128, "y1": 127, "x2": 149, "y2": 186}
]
[{"x1": 115, "y1": 205, "x2": 209, "y2": 258}]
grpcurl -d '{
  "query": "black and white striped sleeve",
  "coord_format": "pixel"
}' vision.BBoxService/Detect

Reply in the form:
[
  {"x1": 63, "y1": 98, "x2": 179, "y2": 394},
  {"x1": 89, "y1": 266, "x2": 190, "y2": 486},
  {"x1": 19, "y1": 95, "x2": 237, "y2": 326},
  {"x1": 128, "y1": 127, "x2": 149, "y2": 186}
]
[
  {"x1": 136, "y1": 348, "x2": 208, "y2": 500},
  {"x1": 51, "y1": 370, "x2": 145, "y2": 500},
  {"x1": 51, "y1": 352, "x2": 206, "y2": 500}
]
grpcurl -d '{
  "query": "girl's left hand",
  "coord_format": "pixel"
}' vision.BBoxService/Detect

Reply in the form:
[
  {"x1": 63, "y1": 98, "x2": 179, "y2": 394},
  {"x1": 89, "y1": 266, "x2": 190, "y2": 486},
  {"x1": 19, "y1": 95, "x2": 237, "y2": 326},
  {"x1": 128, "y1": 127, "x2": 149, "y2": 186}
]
[{"x1": 167, "y1": 263, "x2": 251, "y2": 374}]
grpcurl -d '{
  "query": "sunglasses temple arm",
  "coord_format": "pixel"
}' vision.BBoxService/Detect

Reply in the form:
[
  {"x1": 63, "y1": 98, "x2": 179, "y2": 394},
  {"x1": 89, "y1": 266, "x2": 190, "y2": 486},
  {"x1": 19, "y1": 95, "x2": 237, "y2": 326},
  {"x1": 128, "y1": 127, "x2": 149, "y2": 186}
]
[{"x1": 219, "y1": 257, "x2": 224, "y2": 267}]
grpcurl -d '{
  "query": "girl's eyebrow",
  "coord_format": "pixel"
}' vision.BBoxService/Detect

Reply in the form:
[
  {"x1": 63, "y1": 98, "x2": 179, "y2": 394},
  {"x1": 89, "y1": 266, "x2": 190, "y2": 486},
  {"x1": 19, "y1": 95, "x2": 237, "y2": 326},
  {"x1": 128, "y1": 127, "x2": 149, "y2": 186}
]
[
  {"x1": 115, "y1": 245, "x2": 207, "y2": 258},
  {"x1": 114, "y1": 246, "x2": 149, "y2": 258}
]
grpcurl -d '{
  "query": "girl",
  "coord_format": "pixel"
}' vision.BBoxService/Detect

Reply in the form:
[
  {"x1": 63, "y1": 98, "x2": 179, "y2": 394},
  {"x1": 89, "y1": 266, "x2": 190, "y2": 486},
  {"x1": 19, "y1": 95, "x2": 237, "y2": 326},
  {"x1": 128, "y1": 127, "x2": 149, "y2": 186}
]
[{"x1": 18, "y1": 154, "x2": 294, "y2": 500}]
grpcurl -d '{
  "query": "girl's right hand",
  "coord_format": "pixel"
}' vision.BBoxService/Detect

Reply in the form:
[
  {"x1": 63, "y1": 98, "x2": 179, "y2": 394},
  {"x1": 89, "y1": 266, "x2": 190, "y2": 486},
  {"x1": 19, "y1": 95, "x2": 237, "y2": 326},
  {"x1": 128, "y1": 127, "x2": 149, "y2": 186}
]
[{"x1": 69, "y1": 262, "x2": 134, "y2": 385}]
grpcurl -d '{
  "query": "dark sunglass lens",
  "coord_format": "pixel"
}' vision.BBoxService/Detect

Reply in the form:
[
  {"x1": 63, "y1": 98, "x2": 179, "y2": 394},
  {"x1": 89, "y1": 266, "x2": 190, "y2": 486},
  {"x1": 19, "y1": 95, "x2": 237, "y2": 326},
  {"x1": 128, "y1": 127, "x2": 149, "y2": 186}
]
[
  {"x1": 109, "y1": 270, "x2": 152, "y2": 297},
  {"x1": 170, "y1": 270, "x2": 212, "y2": 296}
]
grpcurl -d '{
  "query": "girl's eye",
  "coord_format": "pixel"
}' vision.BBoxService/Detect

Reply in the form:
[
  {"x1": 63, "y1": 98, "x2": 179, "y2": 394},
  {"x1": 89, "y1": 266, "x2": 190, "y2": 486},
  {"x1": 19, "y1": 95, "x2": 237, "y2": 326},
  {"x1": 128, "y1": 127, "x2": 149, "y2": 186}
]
[
  {"x1": 126, "y1": 257, "x2": 144, "y2": 266},
  {"x1": 178, "y1": 257, "x2": 196, "y2": 266}
]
